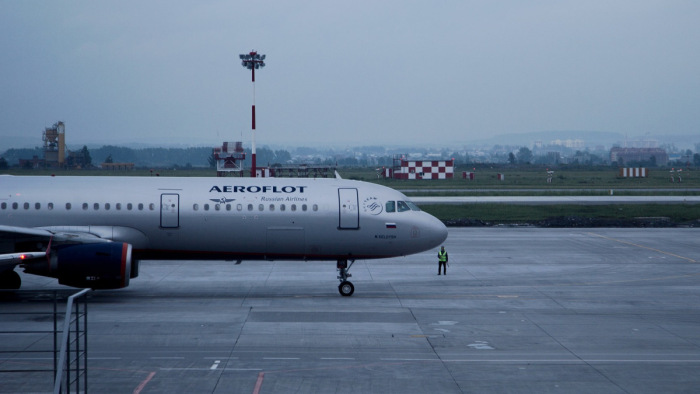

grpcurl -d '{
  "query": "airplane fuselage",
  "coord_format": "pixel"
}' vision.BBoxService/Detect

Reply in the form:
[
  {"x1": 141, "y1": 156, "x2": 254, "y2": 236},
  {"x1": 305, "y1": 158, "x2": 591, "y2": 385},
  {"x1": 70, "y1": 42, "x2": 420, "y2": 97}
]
[{"x1": 1, "y1": 175, "x2": 447, "y2": 262}]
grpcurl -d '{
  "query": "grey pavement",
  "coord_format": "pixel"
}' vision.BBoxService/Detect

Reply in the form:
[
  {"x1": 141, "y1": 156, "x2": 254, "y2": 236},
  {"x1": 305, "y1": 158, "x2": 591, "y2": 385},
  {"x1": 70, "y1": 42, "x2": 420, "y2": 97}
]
[{"x1": 2, "y1": 228, "x2": 700, "y2": 393}]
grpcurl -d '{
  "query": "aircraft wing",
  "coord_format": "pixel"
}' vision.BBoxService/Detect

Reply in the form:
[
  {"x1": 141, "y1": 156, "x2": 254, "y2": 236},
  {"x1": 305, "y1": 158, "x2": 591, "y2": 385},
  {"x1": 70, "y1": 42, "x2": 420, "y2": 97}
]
[
  {"x1": 0, "y1": 251, "x2": 47, "y2": 264},
  {"x1": 0, "y1": 225, "x2": 55, "y2": 239},
  {"x1": 0, "y1": 225, "x2": 112, "y2": 243},
  {"x1": 0, "y1": 224, "x2": 110, "y2": 271}
]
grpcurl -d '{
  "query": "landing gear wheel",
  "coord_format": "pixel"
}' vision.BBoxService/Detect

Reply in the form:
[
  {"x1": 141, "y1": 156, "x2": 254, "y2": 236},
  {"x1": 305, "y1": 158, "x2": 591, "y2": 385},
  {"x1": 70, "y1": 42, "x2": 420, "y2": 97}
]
[
  {"x1": 0, "y1": 270, "x2": 21, "y2": 290},
  {"x1": 338, "y1": 281, "x2": 354, "y2": 297},
  {"x1": 337, "y1": 259, "x2": 355, "y2": 296}
]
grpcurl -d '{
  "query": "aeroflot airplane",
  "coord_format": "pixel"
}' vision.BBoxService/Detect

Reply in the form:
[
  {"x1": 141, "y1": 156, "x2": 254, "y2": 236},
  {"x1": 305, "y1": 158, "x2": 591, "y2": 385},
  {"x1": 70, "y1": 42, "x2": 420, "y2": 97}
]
[{"x1": 0, "y1": 174, "x2": 447, "y2": 296}]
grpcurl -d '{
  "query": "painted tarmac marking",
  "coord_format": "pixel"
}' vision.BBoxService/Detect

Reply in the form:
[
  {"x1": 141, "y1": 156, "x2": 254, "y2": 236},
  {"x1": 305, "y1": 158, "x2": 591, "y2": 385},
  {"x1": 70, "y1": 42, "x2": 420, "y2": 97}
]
[
  {"x1": 252, "y1": 372, "x2": 265, "y2": 394},
  {"x1": 263, "y1": 357, "x2": 300, "y2": 360},
  {"x1": 587, "y1": 232, "x2": 698, "y2": 263},
  {"x1": 431, "y1": 321, "x2": 458, "y2": 325},
  {"x1": 321, "y1": 357, "x2": 355, "y2": 360},
  {"x1": 468, "y1": 341, "x2": 495, "y2": 350},
  {"x1": 150, "y1": 356, "x2": 185, "y2": 360},
  {"x1": 210, "y1": 360, "x2": 220, "y2": 370},
  {"x1": 132, "y1": 371, "x2": 156, "y2": 394}
]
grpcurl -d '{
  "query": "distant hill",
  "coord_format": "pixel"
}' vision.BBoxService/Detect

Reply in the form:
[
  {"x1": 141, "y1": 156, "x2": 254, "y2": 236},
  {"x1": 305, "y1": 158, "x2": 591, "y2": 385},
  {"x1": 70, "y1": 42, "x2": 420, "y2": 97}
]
[{"x1": 470, "y1": 130, "x2": 626, "y2": 147}]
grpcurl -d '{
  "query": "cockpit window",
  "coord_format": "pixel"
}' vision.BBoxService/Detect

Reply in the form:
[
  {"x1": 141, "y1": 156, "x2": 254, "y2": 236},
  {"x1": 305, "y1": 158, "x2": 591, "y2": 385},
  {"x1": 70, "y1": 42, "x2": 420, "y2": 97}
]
[
  {"x1": 406, "y1": 201, "x2": 421, "y2": 211},
  {"x1": 386, "y1": 201, "x2": 396, "y2": 213},
  {"x1": 397, "y1": 201, "x2": 411, "y2": 212}
]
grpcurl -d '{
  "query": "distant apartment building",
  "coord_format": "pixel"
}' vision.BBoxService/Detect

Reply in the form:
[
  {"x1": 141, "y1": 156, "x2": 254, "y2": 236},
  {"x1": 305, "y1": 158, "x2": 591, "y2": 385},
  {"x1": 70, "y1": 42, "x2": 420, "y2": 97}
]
[
  {"x1": 610, "y1": 147, "x2": 668, "y2": 166},
  {"x1": 550, "y1": 139, "x2": 584, "y2": 149},
  {"x1": 546, "y1": 152, "x2": 561, "y2": 164}
]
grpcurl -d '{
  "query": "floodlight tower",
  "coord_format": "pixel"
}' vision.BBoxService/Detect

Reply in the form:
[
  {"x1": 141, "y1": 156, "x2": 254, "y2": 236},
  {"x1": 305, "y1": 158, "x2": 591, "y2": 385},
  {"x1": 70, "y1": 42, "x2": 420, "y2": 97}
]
[{"x1": 239, "y1": 51, "x2": 266, "y2": 177}]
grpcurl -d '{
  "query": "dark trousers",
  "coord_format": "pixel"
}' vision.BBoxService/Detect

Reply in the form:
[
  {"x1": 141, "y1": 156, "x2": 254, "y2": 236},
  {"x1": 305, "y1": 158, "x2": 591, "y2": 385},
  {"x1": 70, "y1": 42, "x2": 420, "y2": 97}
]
[{"x1": 438, "y1": 261, "x2": 447, "y2": 275}]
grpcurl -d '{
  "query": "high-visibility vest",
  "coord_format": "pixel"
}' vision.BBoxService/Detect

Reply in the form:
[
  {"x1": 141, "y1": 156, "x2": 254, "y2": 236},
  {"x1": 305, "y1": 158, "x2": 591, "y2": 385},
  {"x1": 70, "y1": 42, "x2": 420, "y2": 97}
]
[{"x1": 438, "y1": 251, "x2": 447, "y2": 262}]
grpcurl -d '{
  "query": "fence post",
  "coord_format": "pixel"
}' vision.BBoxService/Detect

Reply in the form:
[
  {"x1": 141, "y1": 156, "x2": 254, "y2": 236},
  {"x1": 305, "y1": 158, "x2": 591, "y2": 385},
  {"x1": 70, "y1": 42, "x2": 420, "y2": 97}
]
[{"x1": 53, "y1": 288, "x2": 90, "y2": 394}]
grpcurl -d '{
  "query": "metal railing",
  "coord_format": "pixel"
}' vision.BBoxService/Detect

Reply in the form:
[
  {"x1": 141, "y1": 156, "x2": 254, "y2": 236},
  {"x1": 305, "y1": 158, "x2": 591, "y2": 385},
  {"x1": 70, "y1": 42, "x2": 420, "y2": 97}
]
[
  {"x1": 0, "y1": 288, "x2": 90, "y2": 394},
  {"x1": 53, "y1": 288, "x2": 90, "y2": 394}
]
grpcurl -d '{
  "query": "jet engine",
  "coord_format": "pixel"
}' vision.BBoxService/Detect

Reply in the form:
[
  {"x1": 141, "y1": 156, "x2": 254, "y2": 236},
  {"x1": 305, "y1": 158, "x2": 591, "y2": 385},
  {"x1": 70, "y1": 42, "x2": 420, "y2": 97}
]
[{"x1": 25, "y1": 243, "x2": 135, "y2": 289}]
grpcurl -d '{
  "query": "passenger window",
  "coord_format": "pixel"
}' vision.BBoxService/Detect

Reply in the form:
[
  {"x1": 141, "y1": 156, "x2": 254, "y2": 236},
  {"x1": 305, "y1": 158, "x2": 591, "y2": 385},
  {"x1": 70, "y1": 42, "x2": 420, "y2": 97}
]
[
  {"x1": 138, "y1": 203, "x2": 144, "y2": 211},
  {"x1": 313, "y1": 204, "x2": 318, "y2": 211},
  {"x1": 204, "y1": 204, "x2": 210, "y2": 211},
  {"x1": 269, "y1": 204, "x2": 275, "y2": 211},
  {"x1": 193, "y1": 204, "x2": 199, "y2": 211},
  {"x1": 12, "y1": 202, "x2": 18, "y2": 210},
  {"x1": 116, "y1": 203, "x2": 122, "y2": 210},
  {"x1": 48, "y1": 203, "x2": 53, "y2": 210},
  {"x1": 291, "y1": 204, "x2": 297, "y2": 212},
  {"x1": 302, "y1": 204, "x2": 307, "y2": 212},
  {"x1": 82, "y1": 203, "x2": 88, "y2": 210},
  {"x1": 237, "y1": 204, "x2": 242, "y2": 211},
  {"x1": 247, "y1": 204, "x2": 253, "y2": 211},
  {"x1": 94, "y1": 203, "x2": 99, "y2": 210},
  {"x1": 258, "y1": 204, "x2": 264, "y2": 211},
  {"x1": 24, "y1": 202, "x2": 29, "y2": 210},
  {"x1": 127, "y1": 203, "x2": 133, "y2": 210},
  {"x1": 0, "y1": 202, "x2": 5, "y2": 209},
  {"x1": 215, "y1": 204, "x2": 220, "y2": 211},
  {"x1": 280, "y1": 204, "x2": 286, "y2": 212},
  {"x1": 65, "y1": 203, "x2": 71, "y2": 210},
  {"x1": 397, "y1": 201, "x2": 410, "y2": 212},
  {"x1": 149, "y1": 203, "x2": 155, "y2": 210},
  {"x1": 35, "y1": 202, "x2": 41, "y2": 210},
  {"x1": 105, "y1": 203, "x2": 111, "y2": 210},
  {"x1": 226, "y1": 204, "x2": 231, "y2": 211},
  {"x1": 386, "y1": 201, "x2": 396, "y2": 212}
]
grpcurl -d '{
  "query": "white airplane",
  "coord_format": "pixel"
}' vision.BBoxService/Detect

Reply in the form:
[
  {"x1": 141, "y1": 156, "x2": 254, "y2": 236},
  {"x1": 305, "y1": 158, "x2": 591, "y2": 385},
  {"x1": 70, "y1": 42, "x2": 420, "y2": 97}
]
[{"x1": 0, "y1": 174, "x2": 447, "y2": 296}]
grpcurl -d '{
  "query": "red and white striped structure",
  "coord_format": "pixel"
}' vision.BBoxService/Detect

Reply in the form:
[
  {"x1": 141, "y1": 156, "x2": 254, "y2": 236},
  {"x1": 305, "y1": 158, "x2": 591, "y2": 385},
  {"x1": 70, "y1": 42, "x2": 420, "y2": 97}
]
[
  {"x1": 240, "y1": 51, "x2": 266, "y2": 177},
  {"x1": 619, "y1": 167, "x2": 648, "y2": 178},
  {"x1": 395, "y1": 159, "x2": 454, "y2": 180}
]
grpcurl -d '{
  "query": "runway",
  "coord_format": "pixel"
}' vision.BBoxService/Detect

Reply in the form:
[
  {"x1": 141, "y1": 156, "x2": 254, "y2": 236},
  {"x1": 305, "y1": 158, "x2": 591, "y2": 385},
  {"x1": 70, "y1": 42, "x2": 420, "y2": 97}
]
[{"x1": 3, "y1": 228, "x2": 700, "y2": 393}]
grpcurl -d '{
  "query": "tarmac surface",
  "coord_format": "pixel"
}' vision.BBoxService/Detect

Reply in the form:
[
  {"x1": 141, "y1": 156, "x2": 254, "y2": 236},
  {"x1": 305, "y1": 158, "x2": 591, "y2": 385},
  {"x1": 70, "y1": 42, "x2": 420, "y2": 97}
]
[{"x1": 2, "y1": 227, "x2": 700, "y2": 393}]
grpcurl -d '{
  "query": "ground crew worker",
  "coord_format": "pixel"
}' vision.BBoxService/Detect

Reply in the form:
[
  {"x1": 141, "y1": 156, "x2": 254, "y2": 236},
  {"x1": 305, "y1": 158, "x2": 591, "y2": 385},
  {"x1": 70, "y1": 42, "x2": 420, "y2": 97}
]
[{"x1": 438, "y1": 246, "x2": 448, "y2": 275}]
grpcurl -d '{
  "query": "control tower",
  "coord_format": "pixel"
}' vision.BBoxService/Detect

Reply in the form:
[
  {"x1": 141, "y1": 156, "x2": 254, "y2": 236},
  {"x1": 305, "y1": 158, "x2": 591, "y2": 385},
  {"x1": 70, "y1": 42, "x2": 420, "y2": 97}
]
[{"x1": 43, "y1": 121, "x2": 66, "y2": 167}]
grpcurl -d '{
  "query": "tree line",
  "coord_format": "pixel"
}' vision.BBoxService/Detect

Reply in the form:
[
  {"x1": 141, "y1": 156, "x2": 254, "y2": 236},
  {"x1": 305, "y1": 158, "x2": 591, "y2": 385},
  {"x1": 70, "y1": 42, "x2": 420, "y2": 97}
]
[{"x1": 0, "y1": 145, "x2": 293, "y2": 169}]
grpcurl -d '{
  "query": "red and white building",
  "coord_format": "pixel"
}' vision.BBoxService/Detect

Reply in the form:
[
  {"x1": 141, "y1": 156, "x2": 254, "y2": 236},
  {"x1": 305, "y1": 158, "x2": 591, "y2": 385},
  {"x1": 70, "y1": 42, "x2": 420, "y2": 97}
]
[
  {"x1": 394, "y1": 159, "x2": 454, "y2": 180},
  {"x1": 618, "y1": 167, "x2": 648, "y2": 178}
]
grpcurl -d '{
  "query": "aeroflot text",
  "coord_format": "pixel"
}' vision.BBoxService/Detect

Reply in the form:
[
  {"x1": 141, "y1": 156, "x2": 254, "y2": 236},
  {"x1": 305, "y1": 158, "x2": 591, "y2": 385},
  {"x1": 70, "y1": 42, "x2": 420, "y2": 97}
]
[{"x1": 209, "y1": 186, "x2": 307, "y2": 193}]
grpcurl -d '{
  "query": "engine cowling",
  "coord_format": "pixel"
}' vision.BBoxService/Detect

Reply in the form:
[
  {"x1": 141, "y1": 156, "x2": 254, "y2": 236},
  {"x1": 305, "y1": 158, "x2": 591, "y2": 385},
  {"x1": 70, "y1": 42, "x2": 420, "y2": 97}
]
[{"x1": 24, "y1": 243, "x2": 134, "y2": 289}]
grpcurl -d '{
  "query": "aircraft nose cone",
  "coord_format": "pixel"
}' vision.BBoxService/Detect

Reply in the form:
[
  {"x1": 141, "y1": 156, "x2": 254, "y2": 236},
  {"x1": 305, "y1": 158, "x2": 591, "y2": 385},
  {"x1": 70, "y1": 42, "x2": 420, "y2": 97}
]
[
  {"x1": 427, "y1": 214, "x2": 448, "y2": 246},
  {"x1": 409, "y1": 212, "x2": 448, "y2": 253}
]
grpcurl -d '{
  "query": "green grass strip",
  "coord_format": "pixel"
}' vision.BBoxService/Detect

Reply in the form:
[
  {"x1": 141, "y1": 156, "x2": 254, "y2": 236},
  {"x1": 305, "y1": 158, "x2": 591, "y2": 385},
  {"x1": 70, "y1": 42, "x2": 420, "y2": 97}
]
[{"x1": 419, "y1": 203, "x2": 700, "y2": 222}]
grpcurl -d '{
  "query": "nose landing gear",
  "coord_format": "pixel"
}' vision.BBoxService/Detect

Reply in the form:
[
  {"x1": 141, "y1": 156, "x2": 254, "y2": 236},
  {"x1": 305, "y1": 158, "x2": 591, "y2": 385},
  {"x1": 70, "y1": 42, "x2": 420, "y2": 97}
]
[{"x1": 337, "y1": 259, "x2": 355, "y2": 296}]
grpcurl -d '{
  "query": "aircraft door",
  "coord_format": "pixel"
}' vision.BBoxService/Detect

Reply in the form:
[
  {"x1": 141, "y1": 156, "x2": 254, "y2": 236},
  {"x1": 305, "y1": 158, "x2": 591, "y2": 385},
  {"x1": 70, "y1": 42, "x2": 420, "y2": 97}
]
[
  {"x1": 160, "y1": 193, "x2": 180, "y2": 228},
  {"x1": 338, "y1": 188, "x2": 359, "y2": 229}
]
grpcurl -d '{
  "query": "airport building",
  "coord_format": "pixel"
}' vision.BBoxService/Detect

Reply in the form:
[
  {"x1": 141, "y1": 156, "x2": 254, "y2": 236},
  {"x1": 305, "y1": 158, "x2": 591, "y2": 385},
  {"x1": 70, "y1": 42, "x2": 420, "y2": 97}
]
[
  {"x1": 392, "y1": 158, "x2": 455, "y2": 180},
  {"x1": 43, "y1": 121, "x2": 66, "y2": 167}
]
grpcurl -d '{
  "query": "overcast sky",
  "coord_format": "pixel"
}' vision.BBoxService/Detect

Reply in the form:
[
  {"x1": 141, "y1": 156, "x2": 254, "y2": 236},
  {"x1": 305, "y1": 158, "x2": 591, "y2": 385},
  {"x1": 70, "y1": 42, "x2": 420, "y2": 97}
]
[{"x1": 2, "y1": 1, "x2": 699, "y2": 149}]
